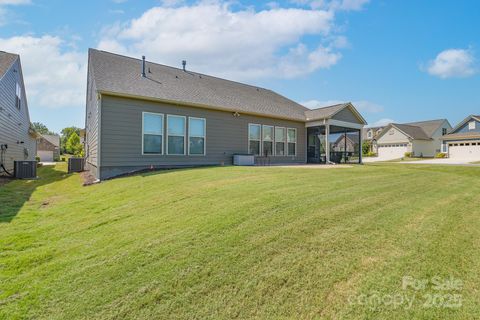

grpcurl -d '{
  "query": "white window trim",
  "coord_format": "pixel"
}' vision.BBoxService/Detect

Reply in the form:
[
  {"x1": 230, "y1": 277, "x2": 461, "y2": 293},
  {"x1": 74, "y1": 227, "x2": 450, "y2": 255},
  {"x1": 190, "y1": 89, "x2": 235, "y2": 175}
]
[
  {"x1": 142, "y1": 112, "x2": 164, "y2": 156},
  {"x1": 166, "y1": 114, "x2": 187, "y2": 155},
  {"x1": 287, "y1": 128, "x2": 297, "y2": 156},
  {"x1": 248, "y1": 123, "x2": 262, "y2": 156},
  {"x1": 262, "y1": 125, "x2": 274, "y2": 156},
  {"x1": 274, "y1": 126, "x2": 286, "y2": 156},
  {"x1": 188, "y1": 117, "x2": 206, "y2": 156}
]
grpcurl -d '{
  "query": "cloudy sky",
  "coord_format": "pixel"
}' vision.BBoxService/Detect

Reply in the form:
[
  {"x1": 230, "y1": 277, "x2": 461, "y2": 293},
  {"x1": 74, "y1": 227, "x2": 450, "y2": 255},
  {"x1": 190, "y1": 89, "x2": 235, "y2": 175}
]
[{"x1": 0, "y1": 0, "x2": 479, "y2": 132}]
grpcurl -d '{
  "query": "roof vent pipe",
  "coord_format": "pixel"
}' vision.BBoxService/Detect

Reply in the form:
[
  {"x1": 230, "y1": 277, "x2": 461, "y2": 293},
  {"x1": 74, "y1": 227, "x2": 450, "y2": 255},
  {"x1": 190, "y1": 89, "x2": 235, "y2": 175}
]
[
  {"x1": 182, "y1": 60, "x2": 186, "y2": 71},
  {"x1": 141, "y1": 56, "x2": 146, "y2": 77}
]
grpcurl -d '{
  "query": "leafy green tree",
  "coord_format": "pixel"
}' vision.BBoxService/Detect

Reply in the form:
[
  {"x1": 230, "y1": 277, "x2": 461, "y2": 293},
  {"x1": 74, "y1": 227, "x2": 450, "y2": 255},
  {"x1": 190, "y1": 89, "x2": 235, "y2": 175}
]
[
  {"x1": 60, "y1": 126, "x2": 81, "y2": 154},
  {"x1": 362, "y1": 140, "x2": 371, "y2": 155},
  {"x1": 65, "y1": 132, "x2": 83, "y2": 156},
  {"x1": 32, "y1": 122, "x2": 55, "y2": 135}
]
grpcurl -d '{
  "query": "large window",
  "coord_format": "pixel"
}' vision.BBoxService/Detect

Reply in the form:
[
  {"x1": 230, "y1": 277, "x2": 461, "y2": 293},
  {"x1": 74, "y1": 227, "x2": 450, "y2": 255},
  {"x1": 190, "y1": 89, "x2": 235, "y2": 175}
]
[
  {"x1": 262, "y1": 125, "x2": 274, "y2": 156},
  {"x1": 143, "y1": 112, "x2": 163, "y2": 154},
  {"x1": 287, "y1": 128, "x2": 297, "y2": 156},
  {"x1": 275, "y1": 127, "x2": 286, "y2": 156},
  {"x1": 248, "y1": 124, "x2": 261, "y2": 155},
  {"x1": 189, "y1": 117, "x2": 206, "y2": 155},
  {"x1": 167, "y1": 115, "x2": 186, "y2": 155}
]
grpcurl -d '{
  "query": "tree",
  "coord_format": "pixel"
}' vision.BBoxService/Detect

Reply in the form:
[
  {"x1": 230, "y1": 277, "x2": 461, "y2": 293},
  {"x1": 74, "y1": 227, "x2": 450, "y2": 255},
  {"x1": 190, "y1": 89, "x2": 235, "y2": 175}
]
[
  {"x1": 32, "y1": 122, "x2": 54, "y2": 135},
  {"x1": 362, "y1": 140, "x2": 371, "y2": 155},
  {"x1": 60, "y1": 126, "x2": 81, "y2": 154},
  {"x1": 65, "y1": 132, "x2": 84, "y2": 156}
]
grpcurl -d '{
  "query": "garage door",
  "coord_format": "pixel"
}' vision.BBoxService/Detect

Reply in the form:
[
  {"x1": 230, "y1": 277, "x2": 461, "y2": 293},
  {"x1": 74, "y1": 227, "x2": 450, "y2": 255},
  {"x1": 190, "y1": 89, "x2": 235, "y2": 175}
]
[
  {"x1": 448, "y1": 142, "x2": 480, "y2": 160},
  {"x1": 377, "y1": 144, "x2": 408, "y2": 160},
  {"x1": 38, "y1": 150, "x2": 54, "y2": 162}
]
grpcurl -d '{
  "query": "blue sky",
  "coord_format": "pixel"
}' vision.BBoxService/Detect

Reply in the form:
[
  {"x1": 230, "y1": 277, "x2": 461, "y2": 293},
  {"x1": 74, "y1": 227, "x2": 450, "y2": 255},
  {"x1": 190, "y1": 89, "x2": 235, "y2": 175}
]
[{"x1": 1, "y1": 0, "x2": 479, "y2": 132}]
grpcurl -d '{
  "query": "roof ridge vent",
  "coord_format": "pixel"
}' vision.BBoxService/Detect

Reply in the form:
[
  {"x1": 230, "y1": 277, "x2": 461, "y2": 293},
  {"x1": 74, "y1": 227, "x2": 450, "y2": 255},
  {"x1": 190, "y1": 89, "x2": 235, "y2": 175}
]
[{"x1": 182, "y1": 60, "x2": 187, "y2": 71}]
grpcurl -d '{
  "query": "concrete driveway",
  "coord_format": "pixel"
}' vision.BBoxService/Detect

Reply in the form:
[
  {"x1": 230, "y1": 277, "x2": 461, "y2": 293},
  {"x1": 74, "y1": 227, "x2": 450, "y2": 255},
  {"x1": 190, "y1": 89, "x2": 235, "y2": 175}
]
[{"x1": 401, "y1": 158, "x2": 480, "y2": 165}]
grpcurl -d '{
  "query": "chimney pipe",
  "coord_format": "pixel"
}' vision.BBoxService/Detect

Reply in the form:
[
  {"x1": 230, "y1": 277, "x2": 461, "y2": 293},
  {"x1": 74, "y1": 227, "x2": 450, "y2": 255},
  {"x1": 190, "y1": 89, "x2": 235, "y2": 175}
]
[
  {"x1": 141, "y1": 56, "x2": 146, "y2": 77},
  {"x1": 182, "y1": 60, "x2": 187, "y2": 71}
]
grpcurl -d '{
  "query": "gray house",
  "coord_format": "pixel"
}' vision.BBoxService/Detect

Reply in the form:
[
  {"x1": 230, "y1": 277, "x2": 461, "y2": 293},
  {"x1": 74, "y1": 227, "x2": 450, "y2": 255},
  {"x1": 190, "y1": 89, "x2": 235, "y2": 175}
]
[
  {"x1": 0, "y1": 51, "x2": 37, "y2": 176},
  {"x1": 85, "y1": 49, "x2": 367, "y2": 180},
  {"x1": 442, "y1": 115, "x2": 480, "y2": 160}
]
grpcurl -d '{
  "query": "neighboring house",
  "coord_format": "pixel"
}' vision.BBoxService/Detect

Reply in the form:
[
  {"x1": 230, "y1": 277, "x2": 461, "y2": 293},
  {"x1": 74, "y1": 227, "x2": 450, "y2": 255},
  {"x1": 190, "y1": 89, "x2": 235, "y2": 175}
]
[
  {"x1": 362, "y1": 126, "x2": 386, "y2": 153},
  {"x1": 375, "y1": 119, "x2": 451, "y2": 160},
  {"x1": 0, "y1": 51, "x2": 37, "y2": 176},
  {"x1": 85, "y1": 49, "x2": 367, "y2": 180},
  {"x1": 37, "y1": 134, "x2": 60, "y2": 162},
  {"x1": 441, "y1": 115, "x2": 480, "y2": 160}
]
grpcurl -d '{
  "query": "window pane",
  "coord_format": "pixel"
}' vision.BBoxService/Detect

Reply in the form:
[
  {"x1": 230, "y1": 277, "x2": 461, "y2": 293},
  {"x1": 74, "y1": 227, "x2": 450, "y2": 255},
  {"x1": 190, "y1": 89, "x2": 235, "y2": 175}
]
[
  {"x1": 263, "y1": 141, "x2": 273, "y2": 156},
  {"x1": 144, "y1": 113, "x2": 163, "y2": 134},
  {"x1": 287, "y1": 128, "x2": 296, "y2": 142},
  {"x1": 275, "y1": 127, "x2": 285, "y2": 142},
  {"x1": 288, "y1": 142, "x2": 296, "y2": 156},
  {"x1": 190, "y1": 118, "x2": 205, "y2": 137},
  {"x1": 263, "y1": 126, "x2": 274, "y2": 141},
  {"x1": 144, "y1": 134, "x2": 162, "y2": 154},
  {"x1": 168, "y1": 136, "x2": 185, "y2": 154},
  {"x1": 249, "y1": 140, "x2": 260, "y2": 155},
  {"x1": 249, "y1": 124, "x2": 261, "y2": 140},
  {"x1": 168, "y1": 116, "x2": 185, "y2": 136},
  {"x1": 189, "y1": 137, "x2": 205, "y2": 155},
  {"x1": 275, "y1": 142, "x2": 285, "y2": 156}
]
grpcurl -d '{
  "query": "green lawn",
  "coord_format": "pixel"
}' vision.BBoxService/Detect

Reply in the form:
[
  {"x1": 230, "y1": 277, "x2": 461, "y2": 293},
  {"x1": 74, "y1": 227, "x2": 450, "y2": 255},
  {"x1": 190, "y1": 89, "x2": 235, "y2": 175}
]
[{"x1": 1, "y1": 163, "x2": 480, "y2": 319}]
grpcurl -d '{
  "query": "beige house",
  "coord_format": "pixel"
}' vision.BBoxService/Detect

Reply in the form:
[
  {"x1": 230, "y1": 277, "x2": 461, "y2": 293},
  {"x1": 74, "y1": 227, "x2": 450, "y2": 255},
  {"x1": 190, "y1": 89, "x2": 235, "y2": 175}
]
[
  {"x1": 374, "y1": 119, "x2": 451, "y2": 160},
  {"x1": 37, "y1": 134, "x2": 60, "y2": 162},
  {"x1": 362, "y1": 126, "x2": 385, "y2": 153}
]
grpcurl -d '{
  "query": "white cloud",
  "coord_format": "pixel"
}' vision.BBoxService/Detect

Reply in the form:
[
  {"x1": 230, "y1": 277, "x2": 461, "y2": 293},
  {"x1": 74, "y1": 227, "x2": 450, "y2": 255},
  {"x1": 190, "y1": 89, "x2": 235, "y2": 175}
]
[
  {"x1": 0, "y1": 0, "x2": 30, "y2": 25},
  {"x1": 368, "y1": 118, "x2": 395, "y2": 127},
  {"x1": 97, "y1": 2, "x2": 347, "y2": 80},
  {"x1": 0, "y1": 0, "x2": 30, "y2": 4},
  {"x1": 0, "y1": 35, "x2": 87, "y2": 110},
  {"x1": 426, "y1": 49, "x2": 476, "y2": 79},
  {"x1": 301, "y1": 99, "x2": 383, "y2": 113},
  {"x1": 290, "y1": 0, "x2": 369, "y2": 11}
]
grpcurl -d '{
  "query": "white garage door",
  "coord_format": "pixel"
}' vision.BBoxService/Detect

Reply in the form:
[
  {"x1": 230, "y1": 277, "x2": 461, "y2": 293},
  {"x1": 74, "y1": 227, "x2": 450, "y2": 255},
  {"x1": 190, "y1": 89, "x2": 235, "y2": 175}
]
[
  {"x1": 448, "y1": 142, "x2": 480, "y2": 160},
  {"x1": 377, "y1": 144, "x2": 408, "y2": 160},
  {"x1": 38, "y1": 150, "x2": 54, "y2": 162}
]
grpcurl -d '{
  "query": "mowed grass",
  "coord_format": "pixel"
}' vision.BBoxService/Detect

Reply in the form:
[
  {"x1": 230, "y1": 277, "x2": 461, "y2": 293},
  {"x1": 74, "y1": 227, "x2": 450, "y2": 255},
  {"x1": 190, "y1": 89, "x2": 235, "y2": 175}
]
[{"x1": 1, "y1": 163, "x2": 480, "y2": 319}]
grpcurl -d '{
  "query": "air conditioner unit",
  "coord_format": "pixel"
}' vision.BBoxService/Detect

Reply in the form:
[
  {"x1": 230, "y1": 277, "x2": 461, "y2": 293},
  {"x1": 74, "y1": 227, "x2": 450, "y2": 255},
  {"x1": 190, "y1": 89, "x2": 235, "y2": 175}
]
[
  {"x1": 68, "y1": 157, "x2": 85, "y2": 173},
  {"x1": 14, "y1": 161, "x2": 37, "y2": 179}
]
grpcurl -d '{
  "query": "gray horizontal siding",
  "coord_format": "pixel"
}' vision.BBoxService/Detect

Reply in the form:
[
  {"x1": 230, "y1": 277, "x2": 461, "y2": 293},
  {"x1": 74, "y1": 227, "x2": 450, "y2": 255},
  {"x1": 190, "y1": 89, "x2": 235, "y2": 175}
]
[
  {"x1": 332, "y1": 107, "x2": 363, "y2": 124},
  {"x1": 99, "y1": 95, "x2": 306, "y2": 178},
  {"x1": 0, "y1": 58, "x2": 36, "y2": 175},
  {"x1": 85, "y1": 55, "x2": 99, "y2": 172}
]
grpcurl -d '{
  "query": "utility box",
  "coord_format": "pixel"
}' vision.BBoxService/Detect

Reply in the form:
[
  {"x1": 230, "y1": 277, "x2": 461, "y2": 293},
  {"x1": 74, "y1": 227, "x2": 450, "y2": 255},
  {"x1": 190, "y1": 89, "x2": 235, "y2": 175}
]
[
  {"x1": 68, "y1": 157, "x2": 85, "y2": 173},
  {"x1": 14, "y1": 161, "x2": 37, "y2": 179},
  {"x1": 233, "y1": 154, "x2": 255, "y2": 166}
]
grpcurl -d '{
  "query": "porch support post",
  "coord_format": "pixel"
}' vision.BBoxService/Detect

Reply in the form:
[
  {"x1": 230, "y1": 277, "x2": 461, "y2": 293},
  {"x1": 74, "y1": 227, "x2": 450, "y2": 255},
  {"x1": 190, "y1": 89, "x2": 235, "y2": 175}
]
[
  {"x1": 325, "y1": 124, "x2": 330, "y2": 163},
  {"x1": 359, "y1": 129, "x2": 362, "y2": 164}
]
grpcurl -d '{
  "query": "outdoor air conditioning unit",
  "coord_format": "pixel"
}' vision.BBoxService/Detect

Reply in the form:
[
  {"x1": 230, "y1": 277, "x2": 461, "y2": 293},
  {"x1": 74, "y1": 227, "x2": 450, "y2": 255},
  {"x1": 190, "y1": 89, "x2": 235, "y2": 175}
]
[
  {"x1": 14, "y1": 160, "x2": 37, "y2": 179},
  {"x1": 68, "y1": 157, "x2": 85, "y2": 173}
]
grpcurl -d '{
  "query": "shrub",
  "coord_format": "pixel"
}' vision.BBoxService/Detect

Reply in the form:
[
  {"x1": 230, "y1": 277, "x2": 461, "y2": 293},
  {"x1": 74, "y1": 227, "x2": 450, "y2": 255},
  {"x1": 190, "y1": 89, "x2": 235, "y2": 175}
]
[
  {"x1": 404, "y1": 152, "x2": 413, "y2": 158},
  {"x1": 366, "y1": 151, "x2": 376, "y2": 157},
  {"x1": 61, "y1": 157, "x2": 66, "y2": 162},
  {"x1": 435, "y1": 152, "x2": 447, "y2": 158},
  {"x1": 35, "y1": 156, "x2": 40, "y2": 162}
]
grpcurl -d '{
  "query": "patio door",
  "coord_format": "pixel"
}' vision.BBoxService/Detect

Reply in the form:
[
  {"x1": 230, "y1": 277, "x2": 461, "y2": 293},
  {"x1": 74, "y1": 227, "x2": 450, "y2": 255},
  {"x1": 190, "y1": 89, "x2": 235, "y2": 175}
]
[{"x1": 307, "y1": 126, "x2": 326, "y2": 163}]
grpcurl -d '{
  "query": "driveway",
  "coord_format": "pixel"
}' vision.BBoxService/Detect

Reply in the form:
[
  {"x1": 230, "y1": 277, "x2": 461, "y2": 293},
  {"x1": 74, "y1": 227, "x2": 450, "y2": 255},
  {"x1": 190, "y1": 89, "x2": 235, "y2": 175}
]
[{"x1": 401, "y1": 158, "x2": 480, "y2": 165}]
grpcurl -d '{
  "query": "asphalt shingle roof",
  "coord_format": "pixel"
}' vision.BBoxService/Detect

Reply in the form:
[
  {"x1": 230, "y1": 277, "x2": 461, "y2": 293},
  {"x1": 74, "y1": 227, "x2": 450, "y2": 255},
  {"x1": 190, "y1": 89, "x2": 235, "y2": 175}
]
[
  {"x1": 90, "y1": 49, "x2": 312, "y2": 121},
  {"x1": 304, "y1": 104, "x2": 348, "y2": 121},
  {"x1": 0, "y1": 51, "x2": 18, "y2": 79},
  {"x1": 404, "y1": 119, "x2": 446, "y2": 138},
  {"x1": 442, "y1": 131, "x2": 480, "y2": 141},
  {"x1": 393, "y1": 123, "x2": 431, "y2": 140}
]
